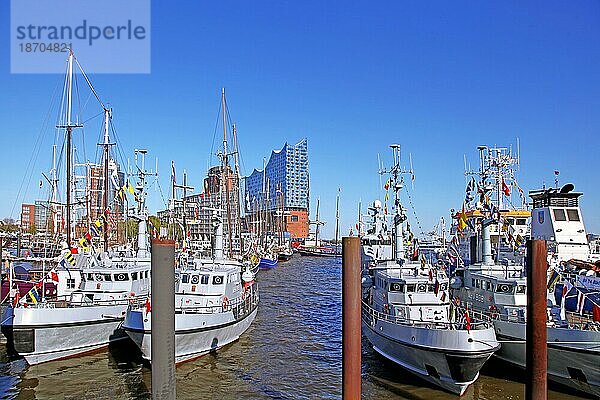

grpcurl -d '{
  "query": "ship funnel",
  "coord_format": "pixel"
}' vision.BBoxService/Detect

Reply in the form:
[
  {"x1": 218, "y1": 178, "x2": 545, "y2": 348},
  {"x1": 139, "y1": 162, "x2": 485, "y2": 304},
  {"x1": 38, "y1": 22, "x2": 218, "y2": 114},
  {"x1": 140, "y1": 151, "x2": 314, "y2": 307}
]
[{"x1": 482, "y1": 218, "x2": 494, "y2": 265}]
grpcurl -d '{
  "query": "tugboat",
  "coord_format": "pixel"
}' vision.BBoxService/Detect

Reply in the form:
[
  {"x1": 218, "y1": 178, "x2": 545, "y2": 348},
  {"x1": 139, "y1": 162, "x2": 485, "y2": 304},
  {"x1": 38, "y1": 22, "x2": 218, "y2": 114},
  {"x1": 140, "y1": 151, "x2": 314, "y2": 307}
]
[{"x1": 362, "y1": 145, "x2": 499, "y2": 395}]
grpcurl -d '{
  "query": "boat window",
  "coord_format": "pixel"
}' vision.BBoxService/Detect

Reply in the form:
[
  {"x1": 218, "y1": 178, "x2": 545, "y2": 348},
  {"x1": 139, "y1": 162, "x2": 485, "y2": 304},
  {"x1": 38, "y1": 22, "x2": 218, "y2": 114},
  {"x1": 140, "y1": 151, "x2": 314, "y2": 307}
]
[
  {"x1": 103, "y1": 274, "x2": 111, "y2": 281},
  {"x1": 181, "y1": 274, "x2": 190, "y2": 284},
  {"x1": 416, "y1": 283, "x2": 427, "y2": 293},
  {"x1": 201, "y1": 275, "x2": 209, "y2": 285},
  {"x1": 132, "y1": 272, "x2": 138, "y2": 280},
  {"x1": 406, "y1": 284, "x2": 416, "y2": 292},
  {"x1": 87, "y1": 273, "x2": 94, "y2": 280},
  {"x1": 115, "y1": 273, "x2": 129, "y2": 281},
  {"x1": 440, "y1": 283, "x2": 448, "y2": 291},
  {"x1": 567, "y1": 209, "x2": 580, "y2": 222},
  {"x1": 213, "y1": 275, "x2": 224, "y2": 285},
  {"x1": 485, "y1": 281, "x2": 492, "y2": 291},
  {"x1": 389, "y1": 282, "x2": 404, "y2": 292},
  {"x1": 496, "y1": 283, "x2": 513, "y2": 294},
  {"x1": 191, "y1": 275, "x2": 200, "y2": 285},
  {"x1": 472, "y1": 279, "x2": 476, "y2": 288},
  {"x1": 427, "y1": 284, "x2": 434, "y2": 292},
  {"x1": 516, "y1": 285, "x2": 526, "y2": 294},
  {"x1": 516, "y1": 218, "x2": 527, "y2": 225},
  {"x1": 67, "y1": 278, "x2": 76, "y2": 289},
  {"x1": 553, "y1": 209, "x2": 567, "y2": 221}
]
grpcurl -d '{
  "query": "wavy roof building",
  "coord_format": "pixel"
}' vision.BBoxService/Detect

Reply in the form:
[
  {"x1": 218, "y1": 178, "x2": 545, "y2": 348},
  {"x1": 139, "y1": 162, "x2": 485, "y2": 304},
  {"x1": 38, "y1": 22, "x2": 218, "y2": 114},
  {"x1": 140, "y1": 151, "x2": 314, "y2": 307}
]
[{"x1": 245, "y1": 139, "x2": 309, "y2": 239}]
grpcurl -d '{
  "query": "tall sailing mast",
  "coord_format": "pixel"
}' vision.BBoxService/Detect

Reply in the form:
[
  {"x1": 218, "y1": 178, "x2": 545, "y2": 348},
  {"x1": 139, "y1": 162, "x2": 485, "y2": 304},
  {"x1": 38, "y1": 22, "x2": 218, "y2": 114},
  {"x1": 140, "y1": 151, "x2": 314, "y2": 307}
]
[
  {"x1": 221, "y1": 88, "x2": 234, "y2": 258},
  {"x1": 56, "y1": 50, "x2": 83, "y2": 246},
  {"x1": 100, "y1": 107, "x2": 114, "y2": 252},
  {"x1": 232, "y1": 123, "x2": 244, "y2": 252}
]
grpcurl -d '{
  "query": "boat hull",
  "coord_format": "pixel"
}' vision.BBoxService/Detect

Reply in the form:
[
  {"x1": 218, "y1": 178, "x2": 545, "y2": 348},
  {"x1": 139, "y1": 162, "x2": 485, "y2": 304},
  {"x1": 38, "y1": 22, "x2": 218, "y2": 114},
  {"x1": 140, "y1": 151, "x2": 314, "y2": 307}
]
[
  {"x1": 362, "y1": 312, "x2": 498, "y2": 395},
  {"x1": 124, "y1": 303, "x2": 258, "y2": 364},
  {"x1": 494, "y1": 319, "x2": 600, "y2": 397},
  {"x1": 1, "y1": 304, "x2": 127, "y2": 365}
]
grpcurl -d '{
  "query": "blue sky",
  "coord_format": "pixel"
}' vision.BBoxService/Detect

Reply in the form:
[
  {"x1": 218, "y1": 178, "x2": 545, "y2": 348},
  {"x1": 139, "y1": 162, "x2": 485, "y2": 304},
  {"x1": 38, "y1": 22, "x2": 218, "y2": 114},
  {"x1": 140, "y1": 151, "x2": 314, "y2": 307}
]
[{"x1": 1, "y1": 1, "x2": 599, "y2": 238}]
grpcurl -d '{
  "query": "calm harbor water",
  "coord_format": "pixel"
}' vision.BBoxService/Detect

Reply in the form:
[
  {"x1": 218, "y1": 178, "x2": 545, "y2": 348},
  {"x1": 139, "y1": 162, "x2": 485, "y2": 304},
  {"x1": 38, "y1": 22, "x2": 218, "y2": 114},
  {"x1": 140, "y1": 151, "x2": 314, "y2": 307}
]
[{"x1": 0, "y1": 257, "x2": 588, "y2": 399}]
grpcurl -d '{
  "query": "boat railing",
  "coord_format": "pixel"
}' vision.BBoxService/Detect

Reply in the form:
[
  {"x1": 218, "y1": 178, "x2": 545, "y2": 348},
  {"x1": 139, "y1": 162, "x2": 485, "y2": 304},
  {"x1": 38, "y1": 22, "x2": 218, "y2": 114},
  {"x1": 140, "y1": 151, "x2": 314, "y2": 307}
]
[
  {"x1": 361, "y1": 301, "x2": 493, "y2": 330},
  {"x1": 20, "y1": 296, "x2": 134, "y2": 309},
  {"x1": 175, "y1": 288, "x2": 259, "y2": 315}
]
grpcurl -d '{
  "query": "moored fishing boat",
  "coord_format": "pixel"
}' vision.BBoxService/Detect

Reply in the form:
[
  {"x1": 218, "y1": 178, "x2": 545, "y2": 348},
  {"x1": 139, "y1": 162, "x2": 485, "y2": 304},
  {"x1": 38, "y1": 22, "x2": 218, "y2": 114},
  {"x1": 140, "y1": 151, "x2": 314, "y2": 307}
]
[{"x1": 362, "y1": 145, "x2": 499, "y2": 395}]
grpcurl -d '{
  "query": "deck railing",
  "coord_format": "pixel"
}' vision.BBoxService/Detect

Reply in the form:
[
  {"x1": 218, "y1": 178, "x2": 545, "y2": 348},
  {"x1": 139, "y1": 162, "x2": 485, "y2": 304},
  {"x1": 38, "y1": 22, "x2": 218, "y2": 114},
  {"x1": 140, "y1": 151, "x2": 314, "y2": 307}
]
[{"x1": 361, "y1": 301, "x2": 493, "y2": 331}]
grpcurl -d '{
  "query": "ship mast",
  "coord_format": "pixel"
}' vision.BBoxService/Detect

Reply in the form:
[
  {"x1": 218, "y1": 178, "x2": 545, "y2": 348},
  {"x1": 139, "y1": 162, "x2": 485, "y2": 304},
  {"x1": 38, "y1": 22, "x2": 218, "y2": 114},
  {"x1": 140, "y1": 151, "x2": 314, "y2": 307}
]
[
  {"x1": 221, "y1": 88, "x2": 233, "y2": 258},
  {"x1": 57, "y1": 50, "x2": 83, "y2": 246},
  {"x1": 232, "y1": 123, "x2": 244, "y2": 253},
  {"x1": 100, "y1": 107, "x2": 113, "y2": 252}
]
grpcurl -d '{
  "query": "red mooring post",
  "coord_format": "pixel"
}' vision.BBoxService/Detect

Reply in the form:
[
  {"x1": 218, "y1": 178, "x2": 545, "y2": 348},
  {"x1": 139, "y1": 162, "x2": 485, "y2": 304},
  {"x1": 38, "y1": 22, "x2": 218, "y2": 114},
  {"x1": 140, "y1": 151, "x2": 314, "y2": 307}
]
[
  {"x1": 526, "y1": 239, "x2": 548, "y2": 400},
  {"x1": 342, "y1": 236, "x2": 361, "y2": 399}
]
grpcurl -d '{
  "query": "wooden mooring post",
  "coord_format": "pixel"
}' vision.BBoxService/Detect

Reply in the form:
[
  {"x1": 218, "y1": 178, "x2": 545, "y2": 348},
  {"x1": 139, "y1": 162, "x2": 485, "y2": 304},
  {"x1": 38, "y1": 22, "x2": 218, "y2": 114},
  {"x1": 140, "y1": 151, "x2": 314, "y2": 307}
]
[
  {"x1": 526, "y1": 239, "x2": 548, "y2": 400},
  {"x1": 342, "y1": 236, "x2": 361, "y2": 399},
  {"x1": 151, "y1": 239, "x2": 176, "y2": 400}
]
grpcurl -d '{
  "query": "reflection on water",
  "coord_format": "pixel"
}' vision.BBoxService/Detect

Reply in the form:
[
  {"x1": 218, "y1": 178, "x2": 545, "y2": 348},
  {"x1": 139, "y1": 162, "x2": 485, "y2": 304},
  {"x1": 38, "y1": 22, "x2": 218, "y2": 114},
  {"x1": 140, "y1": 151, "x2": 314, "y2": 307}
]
[{"x1": 0, "y1": 257, "x2": 590, "y2": 399}]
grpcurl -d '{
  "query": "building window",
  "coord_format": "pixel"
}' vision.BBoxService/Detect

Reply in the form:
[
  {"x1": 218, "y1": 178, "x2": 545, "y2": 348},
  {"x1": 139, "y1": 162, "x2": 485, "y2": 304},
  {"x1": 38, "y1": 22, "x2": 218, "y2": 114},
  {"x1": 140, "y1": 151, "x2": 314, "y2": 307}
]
[
  {"x1": 67, "y1": 279, "x2": 76, "y2": 289},
  {"x1": 291, "y1": 215, "x2": 299, "y2": 222}
]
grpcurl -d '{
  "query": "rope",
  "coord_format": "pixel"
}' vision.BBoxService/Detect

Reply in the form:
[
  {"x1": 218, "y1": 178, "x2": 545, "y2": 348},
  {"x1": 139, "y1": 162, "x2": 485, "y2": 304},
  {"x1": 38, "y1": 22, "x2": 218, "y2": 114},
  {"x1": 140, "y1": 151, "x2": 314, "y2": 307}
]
[{"x1": 404, "y1": 184, "x2": 425, "y2": 236}]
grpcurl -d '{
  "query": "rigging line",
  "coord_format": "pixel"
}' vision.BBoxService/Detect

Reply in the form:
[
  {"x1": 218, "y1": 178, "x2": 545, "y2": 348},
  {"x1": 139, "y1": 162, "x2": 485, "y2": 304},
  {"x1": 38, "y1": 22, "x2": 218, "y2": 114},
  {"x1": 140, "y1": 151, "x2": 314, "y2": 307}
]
[
  {"x1": 209, "y1": 97, "x2": 222, "y2": 164},
  {"x1": 73, "y1": 56, "x2": 106, "y2": 109},
  {"x1": 81, "y1": 110, "x2": 104, "y2": 125},
  {"x1": 403, "y1": 185, "x2": 425, "y2": 237}
]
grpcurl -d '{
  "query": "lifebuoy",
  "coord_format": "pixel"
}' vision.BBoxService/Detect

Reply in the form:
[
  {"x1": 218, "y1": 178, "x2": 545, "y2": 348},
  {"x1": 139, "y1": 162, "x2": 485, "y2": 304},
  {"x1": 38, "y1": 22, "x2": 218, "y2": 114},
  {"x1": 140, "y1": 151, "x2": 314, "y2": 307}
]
[{"x1": 222, "y1": 296, "x2": 229, "y2": 310}]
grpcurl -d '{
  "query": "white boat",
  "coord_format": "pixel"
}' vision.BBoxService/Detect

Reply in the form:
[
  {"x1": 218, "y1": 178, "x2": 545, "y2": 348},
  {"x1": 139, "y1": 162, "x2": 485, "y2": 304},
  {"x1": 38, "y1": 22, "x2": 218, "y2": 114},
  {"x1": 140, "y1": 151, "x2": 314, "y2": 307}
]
[
  {"x1": 452, "y1": 201, "x2": 600, "y2": 397},
  {"x1": 123, "y1": 89, "x2": 259, "y2": 364},
  {"x1": 1, "y1": 147, "x2": 154, "y2": 365},
  {"x1": 123, "y1": 256, "x2": 258, "y2": 364},
  {"x1": 362, "y1": 145, "x2": 499, "y2": 396},
  {"x1": 1, "y1": 51, "x2": 157, "y2": 364}
]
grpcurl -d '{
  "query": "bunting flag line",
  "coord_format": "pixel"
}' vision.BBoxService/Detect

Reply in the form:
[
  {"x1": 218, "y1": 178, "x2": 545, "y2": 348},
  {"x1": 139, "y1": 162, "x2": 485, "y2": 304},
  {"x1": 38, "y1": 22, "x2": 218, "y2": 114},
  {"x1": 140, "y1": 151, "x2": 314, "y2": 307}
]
[
  {"x1": 27, "y1": 286, "x2": 40, "y2": 304},
  {"x1": 560, "y1": 280, "x2": 573, "y2": 320},
  {"x1": 502, "y1": 178, "x2": 511, "y2": 196},
  {"x1": 63, "y1": 249, "x2": 76, "y2": 266},
  {"x1": 547, "y1": 269, "x2": 560, "y2": 290},
  {"x1": 577, "y1": 292, "x2": 586, "y2": 315},
  {"x1": 48, "y1": 267, "x2": 59, "y2": 283}
]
